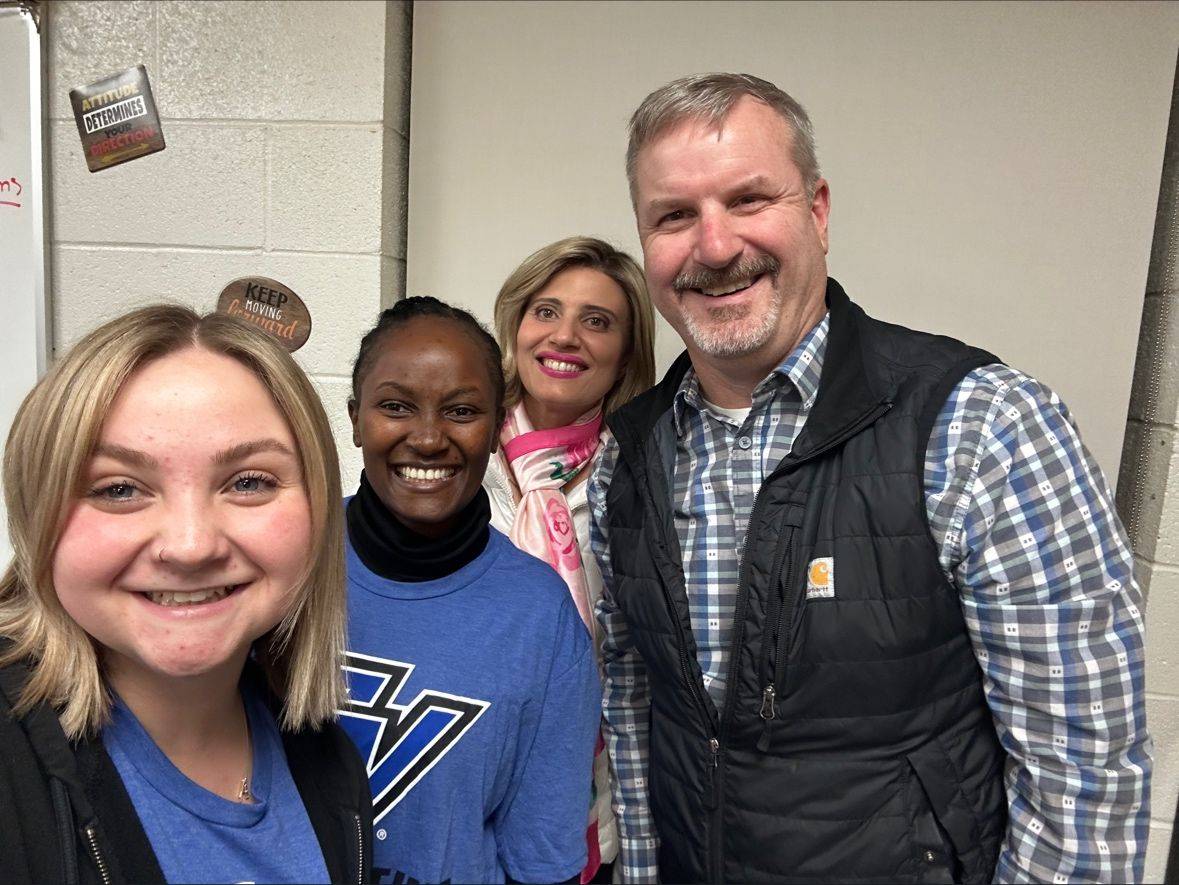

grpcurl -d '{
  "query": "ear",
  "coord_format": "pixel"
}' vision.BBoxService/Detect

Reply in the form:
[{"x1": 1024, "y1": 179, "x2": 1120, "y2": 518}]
[
  {"x1": 810, "y1": 178, "x2": 831, "y2": 254},
  {"x1": 347, "y1": 399, "x2": 361, "y2": 448}
]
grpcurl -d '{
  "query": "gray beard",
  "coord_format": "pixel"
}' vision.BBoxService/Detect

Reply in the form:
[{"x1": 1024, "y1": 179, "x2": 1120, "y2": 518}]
[{"x1": 682, "y1": 286, "x2": 783, "y2": 359}]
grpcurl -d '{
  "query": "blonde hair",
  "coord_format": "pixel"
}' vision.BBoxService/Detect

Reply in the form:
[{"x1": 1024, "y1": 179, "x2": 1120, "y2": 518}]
[
  {"x1": 0, "y1": 305, "x2": 346, "y2": 738},
  {"x1": 494, "y1": 237, "x2": 656, "y2": 417}
]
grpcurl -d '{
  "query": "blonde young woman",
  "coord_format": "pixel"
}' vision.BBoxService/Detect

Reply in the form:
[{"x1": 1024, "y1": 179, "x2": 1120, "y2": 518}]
[
  {"x1": 0, "y1": 306, "x2": 372, "y2": 884},
  {"x1": 484, "y1": 236, "x2": 655, "y2": 883}
]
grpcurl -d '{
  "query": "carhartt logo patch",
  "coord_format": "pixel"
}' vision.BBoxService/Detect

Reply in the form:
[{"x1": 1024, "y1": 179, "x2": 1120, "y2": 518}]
[{"x1": 806, "y1": 557, "x2": 834, "y2": 599}]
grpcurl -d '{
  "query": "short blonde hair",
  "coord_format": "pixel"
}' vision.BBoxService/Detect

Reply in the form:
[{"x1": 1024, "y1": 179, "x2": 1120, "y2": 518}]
[
  {"x1": 0, "y1": 305, "x2": 346, "y2": 739},
  {"x1": 494, "y1": 237, "x2": 656, "y2": 417}
]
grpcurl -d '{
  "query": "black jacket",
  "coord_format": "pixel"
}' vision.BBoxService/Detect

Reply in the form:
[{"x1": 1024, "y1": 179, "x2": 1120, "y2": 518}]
[
  {"x1": 0, "y1": 652, "x2": 374, "y2": 885},
  {"x1": 603, "y1": 279, "x2": 1007, "y2": 883}
]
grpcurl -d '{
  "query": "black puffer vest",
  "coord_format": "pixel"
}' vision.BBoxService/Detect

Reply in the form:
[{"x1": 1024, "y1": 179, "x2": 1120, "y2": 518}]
[{"x1": 604, "y1": 280, "x2": 1007, "y2": 884}]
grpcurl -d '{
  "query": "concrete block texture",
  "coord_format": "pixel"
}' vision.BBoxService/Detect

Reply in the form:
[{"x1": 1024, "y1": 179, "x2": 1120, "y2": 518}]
[
  {"x1": 47, "y1": 0, "x2": 157, "y2": 121},
  {"x1": 1119, "y1": 419, "x2": 1147, "y2": 549},
  {"x1": 268, "y1": 126, "x2": 384, "y2": 253},
  {"x1": 1148, "y1": 77, "x2": 1179, "y2": 297},
  {"x1": 383, "y1": 0, "x2": 412, "y2": 135},
  {"x1": 1150, "y1": 695, "x2": 1179, "y2": 831},
  {"x1": 1126, "y1": 294, "x2": 1179, "y2": 425},
  {"x1": 1148, "y1": 169, "x2": 1178, "y2": 298},
  {"x1": 1146, "y1": 821, "x2": 1172, "y2": 883},
  {"x1": 381, "y1": 256, "x2": 407, "y2": 308},
  {"x1": 312, "y1": 377, "x2": 364, "y2": 494},
  {"x1": 52, "y1": 246, "x2": 380, "y2": 378},
  {"x1": 1118, "y1": 422, "x2": 1179, "y2": 564},
  {"x1": 380, "y1": 128, "x2": 409, "y2": 259},
  {"x1": 1146, "y1": 566, "x2": 1179, "y2": 697},
  {"x1": 155, "y1": 1, "x2": 387, "y2": 122},
  {"x1": 51, "y1": 121, "x2": 266, "y2": 248}
]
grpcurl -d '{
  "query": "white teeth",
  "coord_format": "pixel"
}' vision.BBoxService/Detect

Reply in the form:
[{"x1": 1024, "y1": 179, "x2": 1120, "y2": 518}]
[
  {"x1": 397, "y1": 466, "x2": 457, "y2": 481},
  {"x1": 148, "y1": 586, "x2": 233, "y2": 607},
  {"x1": 542, "y1": 358, "x2": 584, "y2": 373},
  {"x1": 700, "y1": 278, "x2": 755, "y2": 297}
]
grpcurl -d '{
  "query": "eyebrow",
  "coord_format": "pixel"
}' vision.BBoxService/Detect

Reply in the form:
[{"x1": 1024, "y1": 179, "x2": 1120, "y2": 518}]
[
  {"x1": 212, "y1": 439, "x2": 297, "y2": 465},
  {"x1": 93, "y1": 443, "x2": 159, "y2": 469},
  {"x1": 92, "y1": 438, "x2": 295, "y2": 469},
  {"x1": 373, "y1": 380, "x2": 486, "y2": 400}
]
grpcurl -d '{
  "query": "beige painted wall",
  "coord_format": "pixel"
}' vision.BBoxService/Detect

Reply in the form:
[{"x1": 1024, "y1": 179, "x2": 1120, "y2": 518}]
[
  {"x1": 407, "y1": 0, "x2": 1179, "y2": 489},
  {"x1": 45, "y1": 0, "x2": 412, "y2": 492}
]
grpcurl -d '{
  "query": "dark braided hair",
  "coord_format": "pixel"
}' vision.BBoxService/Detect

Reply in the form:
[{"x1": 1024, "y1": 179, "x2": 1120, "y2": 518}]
[{"x1": 350, "y1": 296, "x2": 505, "y2": 413}]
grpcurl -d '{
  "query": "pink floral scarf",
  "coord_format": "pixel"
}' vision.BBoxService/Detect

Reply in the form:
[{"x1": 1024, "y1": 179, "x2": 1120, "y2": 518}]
[
  {"x1": 499, "y1": 401, "x2": 602, "y2": 632},
  {"x1": 500, "y1": 401, "x2": 606, "y2": 881}
]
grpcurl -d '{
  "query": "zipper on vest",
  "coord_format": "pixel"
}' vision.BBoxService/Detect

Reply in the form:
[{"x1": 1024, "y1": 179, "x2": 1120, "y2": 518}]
[
  {"x1": 702, "y1": 735, "x2": 721, "y2": 885},
  {"x1": 756, "y1": 529, "x2": 795, "y2": 751},
  {"x1": 705, "y1": 737, "x2": 721, "y2": 809},
  {"x1": 762, "y1": 541, "x2": 803, "y2": 752},
  {"x1": 84, "y1": 824, "x2": 111, "y2": 885},
  {"x1": 354, "y1": 812, "x2": 365, "y2": 885}
]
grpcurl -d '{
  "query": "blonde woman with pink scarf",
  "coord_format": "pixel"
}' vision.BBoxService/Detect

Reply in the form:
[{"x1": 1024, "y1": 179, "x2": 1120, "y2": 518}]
[{"x1": 485, "y1": 237, "x2": 656, "y2": 884}]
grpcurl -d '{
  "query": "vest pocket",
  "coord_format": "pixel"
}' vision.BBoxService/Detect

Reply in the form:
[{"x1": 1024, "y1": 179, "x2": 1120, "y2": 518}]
[
  {"x1": 906, "y1": 739, "x2": 983, "y2": 883},
  {"x1": 755, "y1": 526, "x2": 798, "y2": 752}
]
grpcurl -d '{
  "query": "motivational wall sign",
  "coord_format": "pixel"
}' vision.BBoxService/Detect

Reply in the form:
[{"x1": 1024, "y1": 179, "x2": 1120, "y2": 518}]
[
  {"x1": 69, "y1": 65, "x2": 165, "y2": 173},
  {"x1": 216, "y1": 277, "x2": 313, "y2": 353}
]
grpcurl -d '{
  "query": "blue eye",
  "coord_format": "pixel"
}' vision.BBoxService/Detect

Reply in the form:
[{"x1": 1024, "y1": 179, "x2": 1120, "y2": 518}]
[
  {"x1": 232, "y1": 472, "x2": 276, "y2": 494},
  {"x1": 89, "y1": 481, "x2": 140, "y2": 502}
]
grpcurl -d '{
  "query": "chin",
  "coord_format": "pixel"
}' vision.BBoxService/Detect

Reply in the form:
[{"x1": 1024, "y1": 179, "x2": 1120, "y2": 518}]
[{"x1": 130, "y1": 639, "x2": 248, "y2": 681}]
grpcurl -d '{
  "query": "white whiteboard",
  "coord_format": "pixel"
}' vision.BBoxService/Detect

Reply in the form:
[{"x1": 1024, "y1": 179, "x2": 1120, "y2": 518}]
[{"x1": 0, "y1": 4, "x2": 49, "y2": 562}]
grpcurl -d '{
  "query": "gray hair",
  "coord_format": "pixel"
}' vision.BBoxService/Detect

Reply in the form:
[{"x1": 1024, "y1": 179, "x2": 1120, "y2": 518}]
[{"x1": 626, "y1": 72, "x2": 820, "y2": 204}]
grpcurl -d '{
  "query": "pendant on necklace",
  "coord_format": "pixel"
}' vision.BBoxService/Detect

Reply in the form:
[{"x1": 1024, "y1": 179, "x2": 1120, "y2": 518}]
[{"x1": 237, "y1": 776, "x2": 253, "y2": 803}]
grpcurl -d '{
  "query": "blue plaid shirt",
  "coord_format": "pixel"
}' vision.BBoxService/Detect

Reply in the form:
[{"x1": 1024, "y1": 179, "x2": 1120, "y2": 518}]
[{"x1": 589, "y1": 313, "x2": 1152, "y2": 884}]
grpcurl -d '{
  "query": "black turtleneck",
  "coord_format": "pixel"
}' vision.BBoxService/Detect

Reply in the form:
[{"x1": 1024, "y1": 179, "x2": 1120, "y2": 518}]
[{"x1": 346, "y1": 471, "x2": 491, "y2": 582}]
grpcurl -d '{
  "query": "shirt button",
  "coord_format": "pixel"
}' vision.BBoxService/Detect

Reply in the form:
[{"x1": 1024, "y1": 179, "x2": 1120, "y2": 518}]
[
  {"x1": 923, "y1": 850, "x2": 936, "y2": 863},
  {"x1": 737, "y1": 436, "x2": 752, "y2": 450}
]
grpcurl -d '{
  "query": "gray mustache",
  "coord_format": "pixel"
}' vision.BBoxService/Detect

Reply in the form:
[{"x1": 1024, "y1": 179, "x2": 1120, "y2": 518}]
[{"x1": 673, "y1": 255, "x2": 781, "y2": 292}]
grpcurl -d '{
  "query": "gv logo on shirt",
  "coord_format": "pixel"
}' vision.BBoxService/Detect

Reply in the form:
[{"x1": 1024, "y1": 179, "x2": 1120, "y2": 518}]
[{"x1": 340, "y1": 652, "x2": 490, "y2": 822}]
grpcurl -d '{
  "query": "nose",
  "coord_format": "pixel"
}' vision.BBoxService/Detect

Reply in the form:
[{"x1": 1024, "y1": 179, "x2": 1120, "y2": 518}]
[
  {"x1": 406, "y1": 415, "x2": 449, "y2": 457},
  {"x1": 548, "y1": 314, "x2": 581, "y2": 349},
  {"x1": 693, "y1": 204, "x2": 743, "y2": 269},
  {"x1": 156, "y1": 493, "x2": 230, "y2": 571}
]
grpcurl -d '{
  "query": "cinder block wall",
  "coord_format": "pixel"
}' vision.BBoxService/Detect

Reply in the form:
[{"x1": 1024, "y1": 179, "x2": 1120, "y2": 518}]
[
  {"x1": 1118, "y1": 63, "x2": 1179, "y2": 883},
  {"x1": 46, "y1": 0, "x2": 412, "y2": 489}
]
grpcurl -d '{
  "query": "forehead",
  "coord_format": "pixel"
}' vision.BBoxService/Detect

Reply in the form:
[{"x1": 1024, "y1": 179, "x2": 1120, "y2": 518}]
[
  {"x1": 634, "y1": 97, "x2": 799, "y2": 200},
  {"x1": 366, "y1": 317, "x2": 496, "y2": 397},
  {"x1": 533, "y1": 267, "x2": 629, "y2": 312},
  {"x1": 101, "y1": 347, "x2": 293, "y2": 447}
]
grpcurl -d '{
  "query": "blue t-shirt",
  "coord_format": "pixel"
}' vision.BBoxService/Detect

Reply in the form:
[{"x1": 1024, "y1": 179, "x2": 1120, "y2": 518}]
[
  {"x1": 103, "y1": 682, "x2": 329, "y2": 885},
  {"x1": 341, "y1": 526, "x2": 600, "y2": 885}
]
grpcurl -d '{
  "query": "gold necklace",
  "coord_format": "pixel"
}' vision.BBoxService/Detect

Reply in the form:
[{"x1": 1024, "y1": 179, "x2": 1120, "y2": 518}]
[{"x1": 235, "y1": 710, "x2": 254, "y2": 803}]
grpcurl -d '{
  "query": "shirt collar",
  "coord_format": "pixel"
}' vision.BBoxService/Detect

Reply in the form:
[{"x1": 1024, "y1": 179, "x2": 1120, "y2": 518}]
[{"x1": 672, "y1": 312, "x2": 830, "y2": 435}]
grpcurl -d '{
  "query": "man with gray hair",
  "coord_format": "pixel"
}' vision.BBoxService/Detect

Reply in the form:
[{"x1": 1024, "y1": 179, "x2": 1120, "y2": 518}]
[{"x1": 589, "y1": 72, "x2": 1150, "y2": 883}]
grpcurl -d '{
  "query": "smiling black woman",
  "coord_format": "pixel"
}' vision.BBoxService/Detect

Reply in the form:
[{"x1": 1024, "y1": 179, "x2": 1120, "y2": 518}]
[{"x1": 341, "y1": 296, "x2": 600, "y2": 885}]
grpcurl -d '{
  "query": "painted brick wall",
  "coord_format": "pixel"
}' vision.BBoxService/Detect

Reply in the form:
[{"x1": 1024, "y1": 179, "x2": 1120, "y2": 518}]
[
  {"x1": 46, "y1": 0, "x2": 412, "y2": 490},
  {"x1": 1118, "y1": 62, "x2": 1179, "y2": 884}
]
